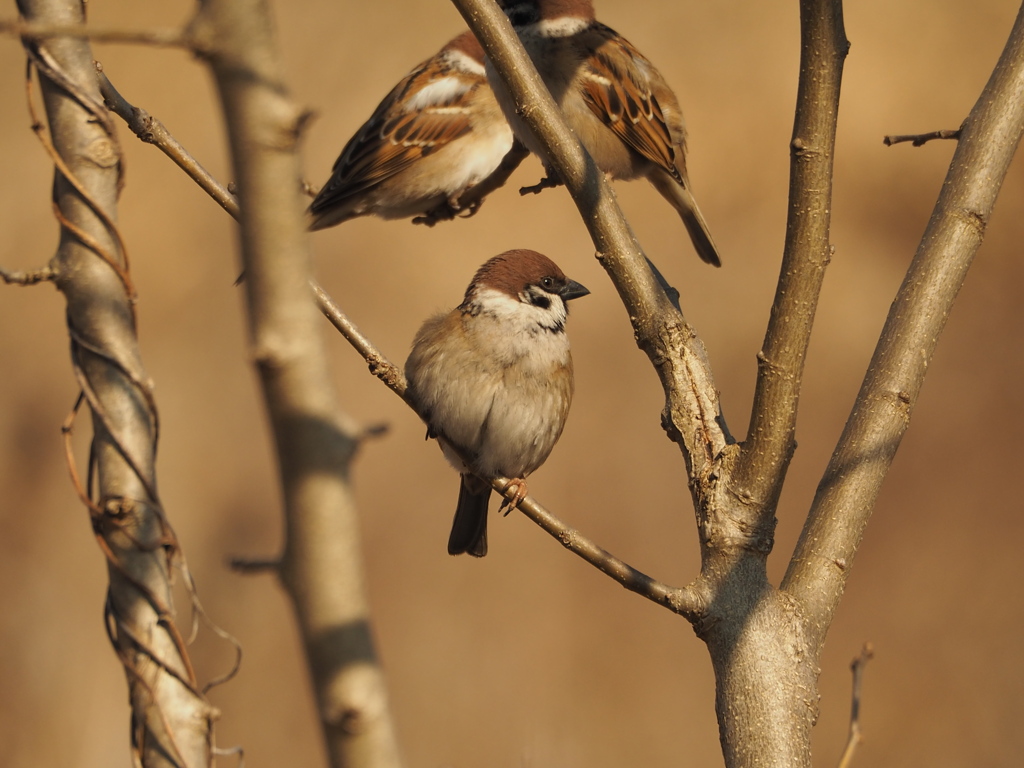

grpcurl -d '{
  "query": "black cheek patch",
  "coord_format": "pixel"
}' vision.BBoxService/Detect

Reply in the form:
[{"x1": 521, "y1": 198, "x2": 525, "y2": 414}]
[{"x1": 529, "y1": 294, "x2": 552, "y2": 310}]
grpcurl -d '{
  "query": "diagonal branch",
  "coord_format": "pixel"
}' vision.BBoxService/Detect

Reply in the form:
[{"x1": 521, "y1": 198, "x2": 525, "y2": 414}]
[
  {"x1": 733, "y1": 0, "x2": 849, "y2": 519},
  {"x1": 312, "y1": 285, "x2": 707, "y2": 617},
  {"x1": 449, "y1": 0, "x2": 729, "y2": 484},
  {"x1": 100, "y1": 61, "x2": 701, "y2": 619},
  {"x1": 783, "y1": 1, "x2": 1024, "y2": 650}
]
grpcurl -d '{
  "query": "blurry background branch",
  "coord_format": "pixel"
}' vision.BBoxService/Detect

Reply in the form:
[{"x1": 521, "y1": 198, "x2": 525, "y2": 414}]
[
  {"x1": 191, "y1": 0, "x2": 404, "y2": 767},
  {"x1": 15, "y1": 0, "x2": 216, "y2": 766}
]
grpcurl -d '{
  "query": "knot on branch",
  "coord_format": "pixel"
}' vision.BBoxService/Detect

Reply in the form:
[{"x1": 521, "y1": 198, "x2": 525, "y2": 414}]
[
  {"x1": 85, "y1": 136, "x2": 120, "y2": 169},
  {"x1": 790, "y1": 136, "x2": 823, "y2": 159}
]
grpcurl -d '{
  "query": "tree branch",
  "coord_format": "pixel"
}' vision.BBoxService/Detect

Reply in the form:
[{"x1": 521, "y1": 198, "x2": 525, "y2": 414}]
[
  {"x1": 312, "y1": 284, "x2": 703, "y2": 614},
  {"x1": 191, "y1": 1, "x2": 403, "y2": 767},
  {"x1": 733, "y1": 0, "x2": 849, "y2": 522},
  {"x1": 836, "y1": 643, "x2": 874, "y2": 768},
  {"x1": 883, "y1": 128, "x2": 961, "y2": 147},
  {"x1": 97, "y1": 65, "x2": 240, "y2": 218},
  {"x1": 15, "y1": 0, "x2": 216, "y2": 765},
  {"x1": 1, "y1": 18, "x2": 191, "y2": 47},
  {"x1": 783, "y1": 2, "x2": 1024, "y2": 650},
  {"x1": 449, "y1": 0, "x2": 729, "y2": 484},
  {"x1": 100, "y1": 57, "x2": 697, "y2": 619}
]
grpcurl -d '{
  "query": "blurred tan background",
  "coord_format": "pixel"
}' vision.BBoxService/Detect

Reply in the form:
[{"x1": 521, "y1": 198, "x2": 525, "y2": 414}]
[{"x1": 1, "y1": 1, "x2": 1022, "y2": 765}]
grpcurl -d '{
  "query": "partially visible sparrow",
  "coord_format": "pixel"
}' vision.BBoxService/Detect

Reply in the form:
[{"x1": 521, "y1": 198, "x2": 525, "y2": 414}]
[
  {"x1": 405, "y1": 249, "x2": 589, "y2": 557},
  {"x1": 308, "y1": 31, "x2": 520, "y2": 230},
  {"x1": 491, "y1": 0, "x2": 722, "y2": 267}
]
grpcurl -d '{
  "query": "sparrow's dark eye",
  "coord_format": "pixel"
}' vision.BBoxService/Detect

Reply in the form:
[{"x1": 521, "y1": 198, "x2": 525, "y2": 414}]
[{"x1": 539, "y1": 276, "x2": 556, "y2": 291}]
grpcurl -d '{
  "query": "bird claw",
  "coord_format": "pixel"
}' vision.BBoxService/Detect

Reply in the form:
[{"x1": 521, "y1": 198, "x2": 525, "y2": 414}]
[
  {"x1": 412, "y1": 194, "x2": 482, "y2": 226},
  {"x1": 519, "y1": 171, "x2": 563, "y2": 196},
  {"x1": 498, "y1": 478, "x2": 529, "y2": 516}
]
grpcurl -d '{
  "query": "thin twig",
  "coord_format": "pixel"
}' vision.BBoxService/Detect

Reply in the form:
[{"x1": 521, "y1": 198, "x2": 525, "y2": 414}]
[
  {"x1": 102, "y1": 42, "x2": 699, "y2": 618},
  {"x1": 883, "y1": 129, "x2": 961, "y2": 147},
  {"x1": 97, "y1": 65, "x2": 241, "y2": 219},
  {"x1": 837, "y1": 643, "x2": 874, "y2": 768},
  {"x1": 0, "y1": 264, "x2": 56, "y2": 284},
  {"x1": 0, "y1": 19, "x2": 190, "y2": 47}
]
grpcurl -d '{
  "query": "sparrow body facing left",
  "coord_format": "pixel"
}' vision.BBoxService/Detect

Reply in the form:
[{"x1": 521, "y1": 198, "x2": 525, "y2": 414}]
[
  {"x1": 492, "y1": 0, "x2": 722, "y2": 266},
  {"x1": 404, "y1": 249, "x2": 589, "y2": 557},
  {"x1": 308, "y1": 31, "x2": 516, "y2": 230}
]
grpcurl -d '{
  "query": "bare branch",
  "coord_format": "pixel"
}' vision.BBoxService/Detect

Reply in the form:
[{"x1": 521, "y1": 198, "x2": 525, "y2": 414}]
[
  {"x1": 0, "y1": 264, "x2": 56, "y2": 284},
  {"x1": 511, "y1": 492, "x2": 708, "y2": 618},
  {"x1": 0, "y1": 18, "x2": 190, "y2": 47},
  {"x1": 733, "y1": 0, "x2": 849, "y2": 518},
  {"x1": 15, "y1": 0, "x2": 217, "y2": 764},
  {"x1": 784, "y1": 3, "x2": 1024, "y2": 650},
  {"x1": 228, "y1": 557, "x2": 280, "y2": 575},
  {"x1": 449, "y1": 0, "x2": 729, "y2": 482},
  {"x1": 191, "y1": 1, "x2": 403, "y2": 767},
  {"x1": 101, "y1": 0, "x2": 703, "y2": 631},
  {"x1": 837, "y1": 643, "x2": 874, "y2": 768},
  {"x1": 97, "y1": 66, "x2": 240, "y2": 218},
  {"x1": 883, "y1": 129, "x2": 961, "y2": 146}
]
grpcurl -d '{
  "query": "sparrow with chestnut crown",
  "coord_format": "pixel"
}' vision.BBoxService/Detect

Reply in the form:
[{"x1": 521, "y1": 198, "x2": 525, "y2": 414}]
[
  {"x1": 491, "y1": 0, "x2": 722, "y2": 266},
  {"x1": 309, "y1": 31, "x2": 519, "y2": 229},
  {"x1": 405, "y1": 249, "x2": 589, "y2": 557}
]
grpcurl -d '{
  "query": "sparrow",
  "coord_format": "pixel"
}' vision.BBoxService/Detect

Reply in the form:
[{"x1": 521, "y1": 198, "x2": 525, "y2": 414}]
[
  {"x1": 307, "y1": 31, "x2": 520, "y2": 229},
  {"x1": 490, "y1": 0, "x2": 722, "y2": 267},
  {"x1": 404, "y1": 249, "x2": 590, "y2": 557}
]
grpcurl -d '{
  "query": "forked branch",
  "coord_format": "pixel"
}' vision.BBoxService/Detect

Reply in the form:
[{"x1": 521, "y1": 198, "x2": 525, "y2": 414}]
[{"x1": 784, "y1": 2, "x2": 1024, "y2": 650}]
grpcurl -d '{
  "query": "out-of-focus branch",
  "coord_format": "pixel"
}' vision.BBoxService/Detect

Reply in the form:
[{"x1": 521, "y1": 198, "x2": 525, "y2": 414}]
[
  {"x1": 450, "y1": 0, "x2": 729, "y2": 484},
  {"x1": 733, "y1": 0, "x2": 849, "y2": 522},
  {"x1": 883, "y1": 128, "x2": 961, "y2": 147},
  {"x1": 190, "y1": 2, "x2": 403, "y2": 768},
  {"x1": 783, "y1": 2, "x2": 1024, "y2": 650},
  {"x1": 14, "y1": 0, "x2": 216, "y2": 766},
  {"x1": 1, "y1": 18, "x2": 190, "y2": 46}
]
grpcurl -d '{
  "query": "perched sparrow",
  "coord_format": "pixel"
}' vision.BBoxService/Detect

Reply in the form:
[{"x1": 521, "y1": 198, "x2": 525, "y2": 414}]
[
  {"x1": 405, "y1": 249, "x2": 589, "y2": 557},
  {"x1": 491, "y1": 0, "x2": 722, "y2": 267},
  {"x1": 308, "y1": 31, "x2": 520, "y2": 229}
]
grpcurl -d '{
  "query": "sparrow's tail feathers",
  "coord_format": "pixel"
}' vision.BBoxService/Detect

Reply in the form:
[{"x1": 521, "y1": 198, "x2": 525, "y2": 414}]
[
  {"x1": 649, "y1": 172, "x2": 722, "y2": 268},
  {"x1": 449, "y1": 475, "x2": 490, "y2": 557}
]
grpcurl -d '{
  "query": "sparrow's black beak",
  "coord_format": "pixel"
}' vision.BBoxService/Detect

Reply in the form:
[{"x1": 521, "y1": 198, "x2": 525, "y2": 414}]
[{"x1": 560, "y1": 279, "x2": 590, "y2": 302}]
